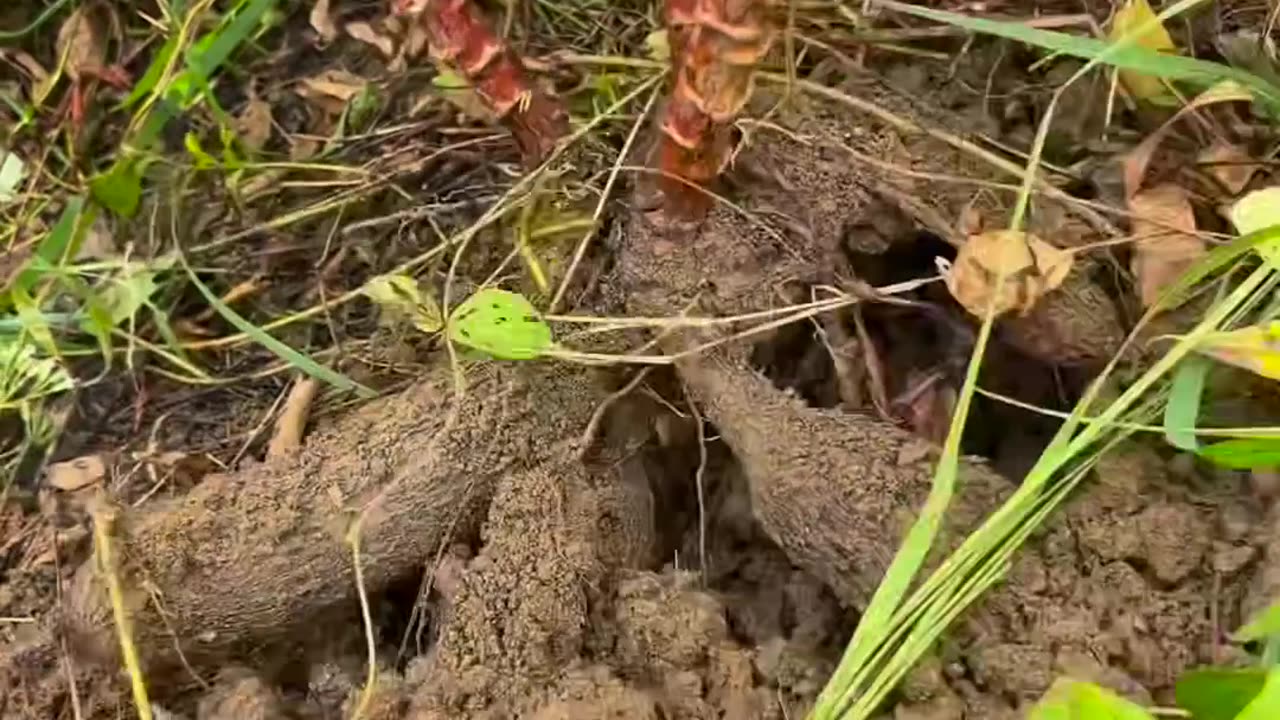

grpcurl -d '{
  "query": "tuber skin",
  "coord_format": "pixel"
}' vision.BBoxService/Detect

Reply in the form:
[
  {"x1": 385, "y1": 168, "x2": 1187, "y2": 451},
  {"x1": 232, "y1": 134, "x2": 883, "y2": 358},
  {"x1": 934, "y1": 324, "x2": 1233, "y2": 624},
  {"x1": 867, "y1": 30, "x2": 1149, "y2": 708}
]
[
  {"x1": 63, "y1": 363, "x2": 605, "y2": 676},
  {"x1": 658, "y1": 0, "x2": 774, "y2": 218},
  {"x1": 394, "y1": 0, "x2": 569, "y2": 165}
]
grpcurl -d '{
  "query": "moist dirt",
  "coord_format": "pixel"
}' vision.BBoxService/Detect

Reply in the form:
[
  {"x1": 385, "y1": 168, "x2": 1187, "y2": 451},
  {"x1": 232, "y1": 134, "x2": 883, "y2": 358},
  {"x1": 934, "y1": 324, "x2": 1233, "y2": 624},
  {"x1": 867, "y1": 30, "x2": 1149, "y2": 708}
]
[{"x1": 4, "y1": 23, "x2": 1280, "y2": 720}]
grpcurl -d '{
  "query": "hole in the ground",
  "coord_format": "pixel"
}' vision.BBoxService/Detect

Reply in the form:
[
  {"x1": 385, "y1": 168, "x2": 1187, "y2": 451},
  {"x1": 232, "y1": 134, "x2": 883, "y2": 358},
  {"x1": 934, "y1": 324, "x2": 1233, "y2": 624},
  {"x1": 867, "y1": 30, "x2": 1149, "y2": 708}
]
[{"x1": 753, "y1": 225, "x2": 1083, "y2": 476}]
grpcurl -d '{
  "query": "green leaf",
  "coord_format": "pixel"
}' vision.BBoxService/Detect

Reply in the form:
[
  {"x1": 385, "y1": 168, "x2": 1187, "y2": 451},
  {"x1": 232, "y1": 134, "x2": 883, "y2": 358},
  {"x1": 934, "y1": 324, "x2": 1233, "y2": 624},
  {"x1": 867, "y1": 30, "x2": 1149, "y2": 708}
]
[
  {"x1": 1236, "y1": 668, "x2": 1280, "y2": 720},
  {"x1": 1028, "y1": 678, "x2": 1156, "y2": 720},
  {"x1": 184, "y1": 131, "x2": 219, "y2": 169},
  {"x1": 1199, "y1": 437, "x2": 1280, "y2": 469},
  {"x1": 0, "y1": 337, "x2": 73, "y2": 410},
  {"x1": 645, "y1": 29, "x2": 671, "y2": 62},
  {"x1": 1164, "y1": 356, "x2": 1209, "y2": 451},
  {"x1": 10, "y1": 287, "x2": 58, "y2": 357},
  {"x1": 446, "y1": 288, "x2": 552, "y2": 361},
  {"x1": 90, "y1": 159, "x2": 144, "y2": 217},
  {"x1": 1231, "y1": 188, "x2": 1280, "y2": 237},
  {"x1": 1235, "y1": 599, "x2": 1280, "y2": 643},
  {"x1": 873, "y1": 0, "x2": 1280, "y2": 116},
  {"x1": 93, "y1": 263, "x2": 159, "y2": 326},
  {"x1": 179, "y1": 255, "x2": 375, "y2": 398},
  {"x1": 359, "y1": 274, "x2": 442, "y2": 333},
  {"x1": 1176, "y1": 668, "x2": 1268, "y2": 720}
]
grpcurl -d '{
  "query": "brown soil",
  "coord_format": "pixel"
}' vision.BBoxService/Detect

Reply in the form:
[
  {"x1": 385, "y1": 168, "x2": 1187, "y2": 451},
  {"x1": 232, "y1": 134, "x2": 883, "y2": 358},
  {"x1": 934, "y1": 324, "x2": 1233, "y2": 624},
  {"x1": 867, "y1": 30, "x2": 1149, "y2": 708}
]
[{"x1": 3, "y1": 43, "x2": 1277, "y2": 720}]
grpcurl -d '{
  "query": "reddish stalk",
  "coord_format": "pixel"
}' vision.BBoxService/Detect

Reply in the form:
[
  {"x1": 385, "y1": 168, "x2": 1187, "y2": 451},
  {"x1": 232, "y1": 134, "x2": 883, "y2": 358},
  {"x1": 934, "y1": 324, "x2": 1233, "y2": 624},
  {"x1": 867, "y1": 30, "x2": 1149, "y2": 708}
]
[
  {"x1": 659, "y1": 0, "x2": 774, "y2": 218},
  {"x1": 394, "y1": 0, "x2": 569, "y2": 165}
]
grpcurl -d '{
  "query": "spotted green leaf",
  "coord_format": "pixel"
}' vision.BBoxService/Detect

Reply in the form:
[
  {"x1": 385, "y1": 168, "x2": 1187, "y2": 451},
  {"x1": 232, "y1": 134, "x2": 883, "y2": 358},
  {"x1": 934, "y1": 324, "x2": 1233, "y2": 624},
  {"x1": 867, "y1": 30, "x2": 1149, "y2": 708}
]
[{"x1": 447, "y1": 288, "x2": 552, "y2": 361}]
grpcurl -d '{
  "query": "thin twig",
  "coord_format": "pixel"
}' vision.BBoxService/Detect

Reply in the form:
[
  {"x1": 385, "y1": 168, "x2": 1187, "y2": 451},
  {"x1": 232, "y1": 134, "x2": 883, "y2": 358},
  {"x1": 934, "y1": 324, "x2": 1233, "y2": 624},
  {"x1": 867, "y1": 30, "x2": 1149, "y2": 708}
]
[{"x1": 687, "y1": 383, "x2": 710, "y2": 586}]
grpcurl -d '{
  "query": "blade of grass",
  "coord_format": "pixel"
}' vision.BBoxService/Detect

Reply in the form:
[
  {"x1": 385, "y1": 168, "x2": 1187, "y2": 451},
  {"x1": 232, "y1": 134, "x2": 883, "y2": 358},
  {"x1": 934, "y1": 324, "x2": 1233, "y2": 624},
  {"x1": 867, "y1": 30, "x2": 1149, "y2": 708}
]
[
  {"x1": 177, "y1": 254, "x2": 375, "y2": 398},
  {"x1": 1163, "y1": 356, "x2": 1210, "y2": 451},
  {"x1": 872, "y1": 0, "x2": 1280, "y2": 115}
]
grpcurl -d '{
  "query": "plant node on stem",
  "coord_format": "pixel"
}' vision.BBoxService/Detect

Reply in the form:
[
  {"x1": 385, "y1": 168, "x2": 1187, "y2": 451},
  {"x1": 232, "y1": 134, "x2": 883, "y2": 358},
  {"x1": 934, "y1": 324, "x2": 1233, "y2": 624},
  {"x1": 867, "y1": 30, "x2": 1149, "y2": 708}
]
[
  {"x1": 659, "y1": 0, "x2": 774, "y2": 219},
  {"x1": 394, "y1": 0, "x2": 569, "y2": 165}
]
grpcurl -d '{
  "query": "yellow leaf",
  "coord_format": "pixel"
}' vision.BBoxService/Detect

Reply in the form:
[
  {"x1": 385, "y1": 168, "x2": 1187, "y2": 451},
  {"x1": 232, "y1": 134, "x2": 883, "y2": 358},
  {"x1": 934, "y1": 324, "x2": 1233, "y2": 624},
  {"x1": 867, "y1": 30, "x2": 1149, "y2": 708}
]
[
  {"x1": 1129, "y1": 183, "x2": 1204, "y2": 307},
  {"x1": 1231, "y1": 187, "x2": 1280, "y2": 235},
  {"x1": 945, "y1": 230, "x2": 1074, "y2": 318},
  {"x1": 1110, "y1": 0, "x2": 1177, "y2": 102},
  {"x1": 1196, "y1": 322, "x2": 1280, "y2": 381},
  {"x1": 360, "y1": 274, "x2": 443, "y2": 334}
]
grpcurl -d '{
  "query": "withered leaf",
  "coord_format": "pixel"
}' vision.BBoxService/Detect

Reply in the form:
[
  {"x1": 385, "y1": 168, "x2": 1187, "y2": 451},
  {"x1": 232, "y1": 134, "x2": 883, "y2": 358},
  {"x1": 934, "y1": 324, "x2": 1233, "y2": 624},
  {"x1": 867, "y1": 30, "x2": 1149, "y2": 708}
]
[
  {"x1": 1129, "y1": 183, "x2": 1205, "y2": 307},
  {"x1": 55, "y1": 5, "x2": 108, "y2": 82},
  {"x1": 310, "y1": 0, "x2": 338, "y2": 43},
  {"x1": 945, "y1": 230, "x2": 1074, "y2": 318},
  {"x1": 236, "y1": 97, "x2": 274, "y2": 151},
  {"x1": 346, "y1": 21, "x2": 396, "y2": 58}
]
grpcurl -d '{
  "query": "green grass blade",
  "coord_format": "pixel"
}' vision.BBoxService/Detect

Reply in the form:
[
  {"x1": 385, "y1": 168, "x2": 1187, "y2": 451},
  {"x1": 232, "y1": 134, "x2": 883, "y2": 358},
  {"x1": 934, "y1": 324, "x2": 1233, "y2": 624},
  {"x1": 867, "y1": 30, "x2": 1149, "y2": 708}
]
[
  {"x1": 1163, "y1": 356, "x2": 1209, "y2": 451},
  {"x1": 10, "y1": 197, "x2": 86, "y2": 295},
  {"x1": 178, "y1": 255, "x2": 375, "y2": 398},
  {"x1": 872, "y1": 0, "x2": 1280, "y2": 114}
]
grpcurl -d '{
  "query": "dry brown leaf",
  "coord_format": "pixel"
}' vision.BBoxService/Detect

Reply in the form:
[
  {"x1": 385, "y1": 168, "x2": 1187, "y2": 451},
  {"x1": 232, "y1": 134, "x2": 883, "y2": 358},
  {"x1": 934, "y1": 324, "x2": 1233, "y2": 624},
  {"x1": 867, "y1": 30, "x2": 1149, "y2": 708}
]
[
  {"x1": 310, "y1": 0, "x2": 338, "y2": 43},
  {"x1": 1199, "y1": 141, "x2": 1259, "y2": 196},
  {"x1": 1129, "y1": 183, "x2": 1204, "y2": 307},
  {"x1": 74, "y1": 214, "x2": 115, "y2": 260},
  {"x1": 1123, "y1": 80, "x2": 1254, "y2": 198},
  {"x1": 4, "y1": 49, "x2": 50, "y2": 85},
  {"x1": 55, "y1": 5, "x2": 108, "y2": 81},
  {"x1": 45, "y1": 455, "x2": 106, "y2": 492},
  {"x1": 297, "y1": 69, "x2": 367, "y2": 114},
  {"x1": 945, "y1": 230, "x2": 1074, "y2": 318},
  {"x1": 236, "y1": 97, "x2": 274, "y2": 151},
  {"x1": 346, "y1": 21, "x2": 396, "y2": 58}
]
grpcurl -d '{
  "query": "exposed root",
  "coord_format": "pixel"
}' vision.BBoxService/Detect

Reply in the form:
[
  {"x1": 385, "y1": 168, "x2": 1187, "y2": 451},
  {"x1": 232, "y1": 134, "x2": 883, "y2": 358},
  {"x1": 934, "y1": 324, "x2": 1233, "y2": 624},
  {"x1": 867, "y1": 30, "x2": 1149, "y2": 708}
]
[
  {"x1": 266, "y1": 375, "x2": 319, "y2": 460},
  {"x1": 62, "y1": 364, "x2": 604, "y2": 679}
]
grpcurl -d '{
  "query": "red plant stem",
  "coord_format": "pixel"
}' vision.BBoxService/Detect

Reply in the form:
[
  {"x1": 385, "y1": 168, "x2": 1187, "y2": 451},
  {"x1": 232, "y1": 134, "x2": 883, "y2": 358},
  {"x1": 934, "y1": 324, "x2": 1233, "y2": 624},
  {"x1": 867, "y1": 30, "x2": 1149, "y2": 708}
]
[
  {"x1": 395, "y1": 0, "x2": 569, "y2": 165},
  {"x1": 659, "y1": 0, "x2": 773, "y2": 218}
]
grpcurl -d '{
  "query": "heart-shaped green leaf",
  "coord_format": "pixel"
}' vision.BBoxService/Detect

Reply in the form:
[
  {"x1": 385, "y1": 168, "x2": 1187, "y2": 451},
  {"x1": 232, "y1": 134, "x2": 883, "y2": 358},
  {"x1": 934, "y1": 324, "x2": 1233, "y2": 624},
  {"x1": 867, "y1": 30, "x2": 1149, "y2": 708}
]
[{"x1": 447, "y1": 288, "x2": 552, "y2": 361}]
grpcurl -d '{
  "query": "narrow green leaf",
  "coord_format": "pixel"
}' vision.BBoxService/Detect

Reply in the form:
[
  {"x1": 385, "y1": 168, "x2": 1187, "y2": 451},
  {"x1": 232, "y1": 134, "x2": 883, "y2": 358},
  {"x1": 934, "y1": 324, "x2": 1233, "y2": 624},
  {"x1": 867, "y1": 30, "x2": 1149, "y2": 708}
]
[
  {"x1": 1153, "y1": 225, "x2": 1280, "y2": 313},
  {"x1": 10, "y1": 287, "x2": 58, "y2": 357},
  {"x1": 1175, "y1": 668, "x2": 1267, "y2": 720},
  {"x1": 179, "y1": 256, "x2": 375, "y2": 398},
  {"x1": 1164, "y1": 356, "x2": 1210, "y2": 450},
  {"x1": 1234, "y1": 599, "x2": 1280, "y2": 643},
  {"x1": 1236, "y1": 668, "x2": 1280, "y2": 720},
  {"x1": 1199, "y1": 437, "x2": 1280, "y2": 469},
  {"x1": 9, "y1": 197, "x2": 87, "y2": 297},
  {"x1": 124, "y1": 32, "x2": 181, "y2": 108},
  {"x1": 1028, "y1": 678, "x2": 1156, "y2": 720},
  {"x1": 873, "y1": 0, "x2": 1280, "y2": 115},
  {"x1": 447, "y1": 289, "x2": 553, "y2": 360}
]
